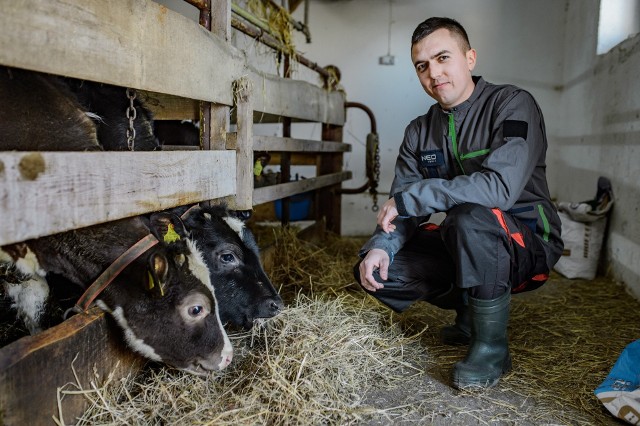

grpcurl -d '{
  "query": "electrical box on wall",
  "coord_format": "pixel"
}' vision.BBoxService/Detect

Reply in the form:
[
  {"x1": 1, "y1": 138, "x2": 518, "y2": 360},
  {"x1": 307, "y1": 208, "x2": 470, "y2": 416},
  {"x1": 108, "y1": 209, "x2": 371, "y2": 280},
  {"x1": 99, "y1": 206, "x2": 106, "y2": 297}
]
[{"x1": 379, "y1": 54, "x2": 395, "y2": 65}]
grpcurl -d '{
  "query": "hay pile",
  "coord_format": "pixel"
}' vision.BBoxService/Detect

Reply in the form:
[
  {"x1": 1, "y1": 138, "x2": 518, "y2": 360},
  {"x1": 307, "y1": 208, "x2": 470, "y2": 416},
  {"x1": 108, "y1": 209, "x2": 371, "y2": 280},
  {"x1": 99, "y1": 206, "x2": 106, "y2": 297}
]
[{"x1": 63, "y1": 226, "x2": 639, "y2": 425}]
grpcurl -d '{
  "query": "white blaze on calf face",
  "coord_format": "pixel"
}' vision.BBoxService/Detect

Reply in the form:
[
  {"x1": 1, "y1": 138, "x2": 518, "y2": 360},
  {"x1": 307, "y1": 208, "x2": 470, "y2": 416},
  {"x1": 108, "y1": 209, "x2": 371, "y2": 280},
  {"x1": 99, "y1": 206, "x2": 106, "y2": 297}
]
[
  {"x1": 222, "y1": 216, "x2": 246, "y2": 241},
  {"x1": 97, "y1": 301, "x2": 162, "y2": 362},
  {"x1": 184, "y1": 239, "x2": 234, "y2": 370},
  {"x1": 185, "y1": 239, "x2": 215, "y2": 296}
]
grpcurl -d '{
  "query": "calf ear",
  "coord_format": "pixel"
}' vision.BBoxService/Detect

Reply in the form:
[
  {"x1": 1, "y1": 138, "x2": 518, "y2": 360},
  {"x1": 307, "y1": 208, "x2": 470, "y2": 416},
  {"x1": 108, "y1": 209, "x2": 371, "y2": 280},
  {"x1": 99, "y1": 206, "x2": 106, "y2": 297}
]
[
  {"x1": 146, "y1": 252, "x2": 168, "y2": 297},
  {"x1": 149, "y1": 212, "x2": 189, "y2": 244}
]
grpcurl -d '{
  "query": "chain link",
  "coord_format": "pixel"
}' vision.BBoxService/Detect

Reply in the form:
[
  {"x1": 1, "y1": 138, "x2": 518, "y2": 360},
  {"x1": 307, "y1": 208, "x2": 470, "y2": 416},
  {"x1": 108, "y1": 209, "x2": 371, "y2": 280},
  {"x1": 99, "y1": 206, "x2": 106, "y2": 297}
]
[{"x1": 125, "y1": 88, "x2": 137, "y2": 151}]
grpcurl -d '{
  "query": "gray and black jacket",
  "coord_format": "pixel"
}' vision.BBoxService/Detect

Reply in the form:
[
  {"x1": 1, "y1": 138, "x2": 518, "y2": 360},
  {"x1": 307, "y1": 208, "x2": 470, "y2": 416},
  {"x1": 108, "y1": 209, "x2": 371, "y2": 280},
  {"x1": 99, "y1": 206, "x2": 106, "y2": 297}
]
[{"x1": 361, "y1": 76, "x2": 563, "y2": 268}]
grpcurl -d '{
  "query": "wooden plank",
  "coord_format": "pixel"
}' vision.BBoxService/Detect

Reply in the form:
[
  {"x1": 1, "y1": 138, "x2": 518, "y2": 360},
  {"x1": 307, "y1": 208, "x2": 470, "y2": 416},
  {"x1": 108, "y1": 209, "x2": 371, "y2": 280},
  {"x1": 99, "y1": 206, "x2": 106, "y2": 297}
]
[
  {"x1": 0, "y1": 0, "x2": 243, "y2": 106},
  {"x1": 0, "y1": 0, "x2": 344, "y2": 125},
  {"x1": 0, "y1": 151, "x2": 236, "y2": 245},
  {"x1": 140, "y1": 91, "x2": 200, "y2": 120},
  {"x1": 228, "y1": 135, "x2": 351, "y2": 153},
  {"x1": 0, "y1": 308, "x2": 145, "y2": 426},
  {"x1": 246, "y1": 68, "x2": 346, "y2": 125},
  {"x1": 269, "y1": 153, "x2": 318, "y2": 165},
  {"x1": 252, "y1": 171, "x2": 352, "y2": 205}
]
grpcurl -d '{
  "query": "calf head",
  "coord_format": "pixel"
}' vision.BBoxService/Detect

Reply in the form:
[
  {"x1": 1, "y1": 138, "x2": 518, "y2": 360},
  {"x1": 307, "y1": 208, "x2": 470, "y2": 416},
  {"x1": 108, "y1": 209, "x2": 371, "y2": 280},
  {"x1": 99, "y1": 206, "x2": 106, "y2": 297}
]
[
  {"x1": 97, "y1": 213, "x2": 232, "y2": 374},
  {"x1": 180, "y1": 205, "x2": 284, "y2": 329}
]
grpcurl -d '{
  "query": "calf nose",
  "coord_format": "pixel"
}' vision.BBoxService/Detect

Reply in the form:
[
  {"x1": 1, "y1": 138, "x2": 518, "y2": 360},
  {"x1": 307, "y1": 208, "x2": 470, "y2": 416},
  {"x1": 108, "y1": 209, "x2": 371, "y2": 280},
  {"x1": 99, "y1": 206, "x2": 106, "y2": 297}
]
[{"x1": 269, "y1": 296, "x2": 284, "y2": 315}]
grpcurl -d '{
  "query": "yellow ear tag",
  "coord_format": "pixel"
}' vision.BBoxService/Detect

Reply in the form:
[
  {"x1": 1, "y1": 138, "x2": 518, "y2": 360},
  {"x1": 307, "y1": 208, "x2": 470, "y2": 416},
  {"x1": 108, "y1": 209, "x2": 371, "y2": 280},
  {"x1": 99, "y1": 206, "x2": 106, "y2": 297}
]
[
  {"x1": 147, "y1": 270, "x2": 156, "y2": 290},
  {"x1": 147, "y1": 270, "x2": 164, "y2": 296},
  {"x1": 253, "y1": 159, "x2": 263, "y2": 177},
  {"x1": 163, "y1": 223, "x2": 181, "y2": 244}
]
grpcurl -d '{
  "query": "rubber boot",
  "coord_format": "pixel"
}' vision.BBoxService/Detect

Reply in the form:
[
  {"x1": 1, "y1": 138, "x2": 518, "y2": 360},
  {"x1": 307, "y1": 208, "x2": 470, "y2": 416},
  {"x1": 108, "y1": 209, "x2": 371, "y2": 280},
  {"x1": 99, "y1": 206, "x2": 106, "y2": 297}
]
[
  {"x1": 429, "y1": 284, "x2": 471, "y2": 346},
  {"x1": 440, "y1": 304, "x2": 471, "y2": 345},
  {"x1": 451, "y1": 291, "x2": 512, "y2": 390}
]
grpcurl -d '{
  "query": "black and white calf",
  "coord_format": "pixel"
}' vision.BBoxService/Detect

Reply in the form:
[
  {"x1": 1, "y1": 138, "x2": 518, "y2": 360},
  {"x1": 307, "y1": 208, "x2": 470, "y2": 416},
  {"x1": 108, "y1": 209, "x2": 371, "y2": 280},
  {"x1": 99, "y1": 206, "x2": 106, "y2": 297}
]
[
  {"x1": 179, "y1": 205, "x2": 284, "y2": 329},
  {"x1": 0, "y1": 67, "x2": 232, "y2": 373},
  {"x1": 1, "y1": 214, "x2": 233, "y2": 374}
]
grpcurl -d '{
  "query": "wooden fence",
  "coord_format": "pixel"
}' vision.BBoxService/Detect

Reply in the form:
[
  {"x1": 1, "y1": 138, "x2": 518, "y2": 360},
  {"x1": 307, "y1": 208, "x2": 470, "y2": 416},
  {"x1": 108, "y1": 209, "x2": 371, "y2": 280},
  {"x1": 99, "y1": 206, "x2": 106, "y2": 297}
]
[{"x1": 0, "y1": 0, "x2": 350, "y2": 423}]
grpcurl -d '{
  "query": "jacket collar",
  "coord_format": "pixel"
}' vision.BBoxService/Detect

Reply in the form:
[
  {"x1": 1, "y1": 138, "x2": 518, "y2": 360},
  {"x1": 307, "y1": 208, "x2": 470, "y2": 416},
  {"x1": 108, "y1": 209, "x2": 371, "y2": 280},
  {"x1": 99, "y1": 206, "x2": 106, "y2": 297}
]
[{"x1": 438, "y1": 76, "x2": 485, "y2": 114}]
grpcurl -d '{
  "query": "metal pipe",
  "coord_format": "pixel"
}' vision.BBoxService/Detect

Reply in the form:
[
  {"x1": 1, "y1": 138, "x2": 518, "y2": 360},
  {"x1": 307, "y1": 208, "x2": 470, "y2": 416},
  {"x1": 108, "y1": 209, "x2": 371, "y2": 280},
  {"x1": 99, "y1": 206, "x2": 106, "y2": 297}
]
[
  {"x1": 230, "y1": 17, "x2": 330, "y2": 79},
  {"x1": 231, "y1": 3, "x2": 272, "y2": 35},
  {"x1": 337, "y1": 102, "x2": 379, "y2": 195},
  {"x1": 184, "y1": 0, "x2": 208, "y2": 10},
  {"x1": 344, "y1": 101, "x2": 377, "y2": 134}
]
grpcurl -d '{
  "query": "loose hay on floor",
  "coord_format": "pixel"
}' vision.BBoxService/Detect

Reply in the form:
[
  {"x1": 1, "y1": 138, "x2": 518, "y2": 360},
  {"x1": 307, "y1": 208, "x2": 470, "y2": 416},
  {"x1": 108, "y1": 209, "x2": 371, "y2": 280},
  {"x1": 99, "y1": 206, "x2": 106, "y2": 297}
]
[
  {"x1": 65, "y1": 226, "x2": 639, "y2": 425},
  {"x1": 67, "y1": 292, "x2": 426, "y2": 425}
]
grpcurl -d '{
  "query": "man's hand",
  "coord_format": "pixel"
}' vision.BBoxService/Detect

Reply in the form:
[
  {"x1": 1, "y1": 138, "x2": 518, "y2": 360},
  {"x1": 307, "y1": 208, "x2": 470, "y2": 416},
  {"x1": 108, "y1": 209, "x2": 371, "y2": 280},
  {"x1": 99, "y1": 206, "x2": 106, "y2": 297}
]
[
  {"x1": 377, "y1": 198, "x2": 399, "y2": 233},
  {"x1": 358, "y1": 248, "x2": 390, "y2": 292}
]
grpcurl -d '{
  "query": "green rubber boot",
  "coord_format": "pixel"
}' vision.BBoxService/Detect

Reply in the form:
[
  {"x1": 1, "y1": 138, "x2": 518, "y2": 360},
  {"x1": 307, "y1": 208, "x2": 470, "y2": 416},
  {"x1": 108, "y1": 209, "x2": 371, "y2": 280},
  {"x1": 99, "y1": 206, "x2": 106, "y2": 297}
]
[
  {"x1": 429, "y1": 284, "x2": 471, "y2": 346},
  {"x1": 440, "y1": 305, "x2": 471, "y2": 346},
  {"x1": 451, "y1": 291, "x2": 512, "y2": 390}
]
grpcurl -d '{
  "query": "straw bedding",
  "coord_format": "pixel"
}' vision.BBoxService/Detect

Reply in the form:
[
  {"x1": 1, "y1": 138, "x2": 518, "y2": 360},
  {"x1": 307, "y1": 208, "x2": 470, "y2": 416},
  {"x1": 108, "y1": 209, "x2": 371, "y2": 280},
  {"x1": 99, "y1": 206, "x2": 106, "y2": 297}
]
[{"x1": 48, "y1": 226, "x2": 640, "y2": 424}]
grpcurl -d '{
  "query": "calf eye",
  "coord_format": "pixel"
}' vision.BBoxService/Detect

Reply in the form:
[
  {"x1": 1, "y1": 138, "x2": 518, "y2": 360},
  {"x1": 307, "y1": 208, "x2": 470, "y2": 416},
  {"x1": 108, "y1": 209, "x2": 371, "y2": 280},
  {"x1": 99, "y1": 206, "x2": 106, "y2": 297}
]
[
  {"x1": 188, "y1": 305, "x2": 204, "y2": 317},
  {"x1": 221, "y1": 253, "x2": 236, "y2": 263}
]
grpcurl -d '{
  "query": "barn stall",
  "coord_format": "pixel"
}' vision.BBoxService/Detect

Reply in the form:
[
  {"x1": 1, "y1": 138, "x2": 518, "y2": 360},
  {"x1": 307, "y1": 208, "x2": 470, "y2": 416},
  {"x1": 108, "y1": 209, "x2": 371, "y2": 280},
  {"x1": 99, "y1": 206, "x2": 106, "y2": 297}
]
[
  {"x1": 3, "y1": 0, "x2": 640, "y2": 425},
  {"x1": 0, "y1": 0, "x2": 356, "y2": 422}
]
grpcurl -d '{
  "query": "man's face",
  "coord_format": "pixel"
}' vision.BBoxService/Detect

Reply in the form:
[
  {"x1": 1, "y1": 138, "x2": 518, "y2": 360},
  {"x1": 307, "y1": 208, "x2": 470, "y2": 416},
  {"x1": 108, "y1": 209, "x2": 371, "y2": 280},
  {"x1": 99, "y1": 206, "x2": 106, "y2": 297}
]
[{"x1": 411, "y1": 28, "x2": 477, "y2": 110}]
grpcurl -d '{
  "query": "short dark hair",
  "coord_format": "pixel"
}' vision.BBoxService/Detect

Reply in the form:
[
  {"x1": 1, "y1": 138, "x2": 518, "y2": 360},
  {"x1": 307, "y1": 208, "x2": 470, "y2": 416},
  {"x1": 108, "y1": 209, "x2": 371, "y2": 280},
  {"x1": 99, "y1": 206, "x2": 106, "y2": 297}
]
[{"x1": 411, "y1": 17, "x2": 471, "y2": 52}]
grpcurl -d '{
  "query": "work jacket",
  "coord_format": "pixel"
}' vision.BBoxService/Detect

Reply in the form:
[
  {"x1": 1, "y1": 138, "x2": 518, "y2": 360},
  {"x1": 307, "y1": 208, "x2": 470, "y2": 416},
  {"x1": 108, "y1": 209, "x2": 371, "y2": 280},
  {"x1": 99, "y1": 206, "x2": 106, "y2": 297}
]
[{"x1": 361, "y1": 76, "x2": 563, "y2": 268}]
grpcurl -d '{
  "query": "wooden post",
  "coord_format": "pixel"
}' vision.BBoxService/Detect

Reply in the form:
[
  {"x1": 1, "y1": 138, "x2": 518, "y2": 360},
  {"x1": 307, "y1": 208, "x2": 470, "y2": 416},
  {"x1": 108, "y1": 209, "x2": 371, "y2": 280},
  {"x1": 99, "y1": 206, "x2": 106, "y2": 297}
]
[
  {"x1": 229, "y1": 78, "x2": 254, "y2": 210},
  {"x1": 202, "y1": 0, "x2": 232, "y2": 209},
  {"x1": 208, "y1": 0, "x2": 231, "y2": 152},
  {"x1": 318, "y1": 124, "x2": 344, "y2": 234},
  {"x1": 280, "y1": 55, "x2": 292, "y2": 225}
]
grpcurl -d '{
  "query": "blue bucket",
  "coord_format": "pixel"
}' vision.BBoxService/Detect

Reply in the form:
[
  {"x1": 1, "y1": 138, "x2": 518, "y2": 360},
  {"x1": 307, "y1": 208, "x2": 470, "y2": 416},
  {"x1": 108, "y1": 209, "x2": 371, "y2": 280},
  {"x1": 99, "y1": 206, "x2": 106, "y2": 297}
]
[{"x1": 274, "y1": 193, "x2": 311, "y2": 221}]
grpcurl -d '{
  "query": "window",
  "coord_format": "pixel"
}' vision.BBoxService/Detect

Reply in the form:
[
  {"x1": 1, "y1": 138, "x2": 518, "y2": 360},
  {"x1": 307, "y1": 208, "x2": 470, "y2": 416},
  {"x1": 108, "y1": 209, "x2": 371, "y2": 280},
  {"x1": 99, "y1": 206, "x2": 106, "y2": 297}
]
[{"x1": 597, "y1": 0, "x2": 640, "y2": 54}]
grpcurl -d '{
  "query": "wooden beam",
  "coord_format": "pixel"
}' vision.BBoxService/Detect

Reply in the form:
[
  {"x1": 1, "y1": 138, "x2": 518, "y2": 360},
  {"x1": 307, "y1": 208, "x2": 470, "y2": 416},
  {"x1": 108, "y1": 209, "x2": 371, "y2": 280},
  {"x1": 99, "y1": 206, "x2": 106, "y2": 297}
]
[
  {"x1": 252, "y1": 171, "x2": 351, "y2": 205},
  {"x1": 0, "y1": 308, "x2": 145, "y2": 426},
  {"x1": 0, "y1": 151, "x2": 236, "y2": 245},
  {"x1": 246, "y1": 67, "x2": 345, "y2": 125},
  {"x1": 268, "y1": 153, "x2": 318, "y2": 165},
  {"x1": 0, "y1": 0, "x2": 344, "y2": 125},
  {"x1": 139, "y1": 91, "x2": 200, "y2": 121},
  {"x1": 0, "y1": 0, "x2": 242, "y2": 106},
  {"x1": 227, "y1": 135, "x2": 351, "y2": 153}
]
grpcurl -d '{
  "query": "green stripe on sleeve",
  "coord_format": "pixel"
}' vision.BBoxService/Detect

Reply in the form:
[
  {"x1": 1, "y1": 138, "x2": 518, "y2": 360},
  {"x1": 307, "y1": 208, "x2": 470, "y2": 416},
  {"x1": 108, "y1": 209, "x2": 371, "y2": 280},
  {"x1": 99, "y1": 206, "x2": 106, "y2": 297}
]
[
  {"x1": 460, "y1": 149, "x2": 491, "y2": 160},
  {"x1": 537, "y1": 204, "x2": 550, "y2": 242}
]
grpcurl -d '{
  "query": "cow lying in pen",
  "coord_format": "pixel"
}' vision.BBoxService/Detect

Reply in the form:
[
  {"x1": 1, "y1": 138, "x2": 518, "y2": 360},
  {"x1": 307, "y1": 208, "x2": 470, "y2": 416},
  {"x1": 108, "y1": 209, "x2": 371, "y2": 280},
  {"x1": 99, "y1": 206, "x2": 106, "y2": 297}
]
[{"x1": 0, "y1": 66, "x2": 232, "y2": 373}]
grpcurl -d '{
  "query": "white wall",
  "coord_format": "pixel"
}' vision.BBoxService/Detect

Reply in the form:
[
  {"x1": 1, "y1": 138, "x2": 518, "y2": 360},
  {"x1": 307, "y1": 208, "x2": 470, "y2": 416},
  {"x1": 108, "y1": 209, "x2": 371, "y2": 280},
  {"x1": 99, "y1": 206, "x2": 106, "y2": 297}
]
[
  {"x1": 556, "y1": 0, "x2": 640, "y2": 298},
  {"x1": 291, "y1": 0, "x2": 566, "y2": 236}
]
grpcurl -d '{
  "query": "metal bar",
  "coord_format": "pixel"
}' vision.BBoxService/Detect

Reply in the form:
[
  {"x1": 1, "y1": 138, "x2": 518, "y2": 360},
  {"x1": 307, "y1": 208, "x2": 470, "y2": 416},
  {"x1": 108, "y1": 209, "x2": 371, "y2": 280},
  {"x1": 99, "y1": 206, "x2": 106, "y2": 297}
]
[
  {"x1": 184, "y1": 0, "x2": 208, "y2": 10},
  {"x1": 230, "y1": 16, "x2": 329, "y2": 79}
]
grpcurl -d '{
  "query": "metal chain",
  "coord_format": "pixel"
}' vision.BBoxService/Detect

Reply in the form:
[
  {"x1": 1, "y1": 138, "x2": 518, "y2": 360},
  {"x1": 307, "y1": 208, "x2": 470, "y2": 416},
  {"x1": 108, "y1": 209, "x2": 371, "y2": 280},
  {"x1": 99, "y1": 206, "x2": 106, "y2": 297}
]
[
  {"x1": 125, "y1": 88, "x2": 137, "y2": 151},
  {"x1": 370, "y1": 142, "x2": 381, "y2": 212}
]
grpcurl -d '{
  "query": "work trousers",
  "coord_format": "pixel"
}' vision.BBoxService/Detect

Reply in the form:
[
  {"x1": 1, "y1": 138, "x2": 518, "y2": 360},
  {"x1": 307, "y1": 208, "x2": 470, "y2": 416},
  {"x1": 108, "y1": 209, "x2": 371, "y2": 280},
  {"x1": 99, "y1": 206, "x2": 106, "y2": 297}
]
[{"x1": 354, "y1": 203, "x2": 551, "y2": 313}]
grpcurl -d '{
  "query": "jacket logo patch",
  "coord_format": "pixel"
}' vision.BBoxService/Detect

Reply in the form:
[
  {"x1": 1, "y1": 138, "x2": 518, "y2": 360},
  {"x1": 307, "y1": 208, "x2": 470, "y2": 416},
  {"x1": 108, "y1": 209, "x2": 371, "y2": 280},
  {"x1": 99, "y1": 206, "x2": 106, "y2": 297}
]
[
  {"x1": 503, "y1": 120, "x2": 528, "y2": 139},
  {"x1": 420, "y1": 150, "x2": 444, "y2": 168}
]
